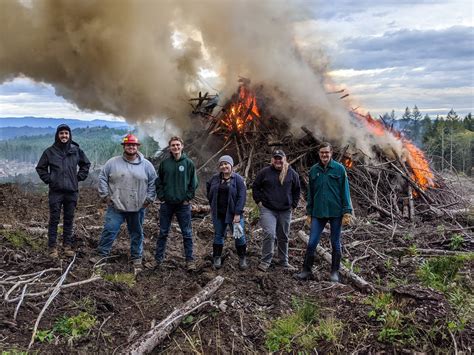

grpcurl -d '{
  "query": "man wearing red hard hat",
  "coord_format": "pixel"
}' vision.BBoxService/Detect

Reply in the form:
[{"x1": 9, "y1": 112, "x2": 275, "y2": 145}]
[{"x1": 95, "y1": 133, "x2": 157, "y2": 273}]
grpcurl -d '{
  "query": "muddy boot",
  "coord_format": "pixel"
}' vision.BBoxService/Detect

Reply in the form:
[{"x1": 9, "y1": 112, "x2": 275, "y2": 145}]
[
  {"x1": 236, "y1": 244, "x2": 248, "y2": 270},
  {"x1": 186, "y1": 259, "x2": 197, "y2": 272},
  {"x1": 293, "y1": 253, "x2": 314, "y2": 281},
  {"x1": 63, "y1": 245, "x2": 75, "y2": 257},
  {"x1": 213, "y1": 244, "x2": 223, "y2": 269},
  {"x1": 330, "y1": 251, "x2": 341, "y2": 283},
  {"x1": 132, "y1": 258, "x2": 143, "y2": 275},
  {"x1": 48, "y1": 247, "x2": 58, "y2": 259}
]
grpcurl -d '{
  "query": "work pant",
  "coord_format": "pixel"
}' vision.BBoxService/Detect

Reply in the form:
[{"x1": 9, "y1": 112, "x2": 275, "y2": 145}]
[
  {"x1": 48, "y1": 190, "x2": 78, "y2": 248},
  {"x1": 259, "y1": 206, "x2": 292, "y2": 265}
]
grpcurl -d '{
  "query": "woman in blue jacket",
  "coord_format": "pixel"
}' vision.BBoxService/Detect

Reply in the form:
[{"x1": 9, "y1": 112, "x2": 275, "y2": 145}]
[{"x1": 206, "y1": 155, "x2": 248, "y2": 270}]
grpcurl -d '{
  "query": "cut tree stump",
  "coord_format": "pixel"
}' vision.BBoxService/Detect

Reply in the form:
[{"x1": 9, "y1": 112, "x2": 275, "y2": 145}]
[
  {"x1": 124, "y1": 275, "x2": 225, "y2": 355},
  {"x1": 297, "y1": 231, "x2": 374, "y2": 293}
]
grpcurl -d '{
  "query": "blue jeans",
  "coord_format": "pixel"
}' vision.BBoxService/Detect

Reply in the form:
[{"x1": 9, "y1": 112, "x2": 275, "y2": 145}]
[
  {"x1": 306, "y1": 217, "x2": 342, "y2": 257},
  {"x1": 98, "y1": 206, "x2": 145, "y2": 260},
  {"x1": 155, "y1": 202, "x2": 194, "y2": 261},
  {"x1": 213, "y1": 216, "x2": 246, "y2": 247}
]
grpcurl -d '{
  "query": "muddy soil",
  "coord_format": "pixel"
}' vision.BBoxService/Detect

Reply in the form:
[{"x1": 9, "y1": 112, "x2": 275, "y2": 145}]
[{"x1": 0, "y1": 182, "x2": 472, "y2": 354}]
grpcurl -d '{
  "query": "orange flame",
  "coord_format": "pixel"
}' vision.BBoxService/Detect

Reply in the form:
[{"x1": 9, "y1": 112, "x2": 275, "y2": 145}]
[
  {"x1": 403, "y1": 140, "x2": 435, "y2": 191},
  {"x1": 355, "y1": 112, "x2": 435, "y2": 192},
  {"x1": 221, "y1": 85, "x2": 260, "y2": 135},
  {"x1": 342, "y1": 156, "x2": 353, "y2": 169}
]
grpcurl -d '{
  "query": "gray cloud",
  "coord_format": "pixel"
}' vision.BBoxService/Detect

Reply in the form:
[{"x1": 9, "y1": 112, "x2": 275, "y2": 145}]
[{"x1": 336, "y1": 26, "x2": 474, "y2": 70}]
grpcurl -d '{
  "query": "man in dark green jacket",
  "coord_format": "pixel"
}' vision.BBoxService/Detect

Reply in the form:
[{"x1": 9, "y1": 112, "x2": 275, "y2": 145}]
[
  {"x1": 155, "y1": 136, "x2": 198, "y2": 271},
  {"x1": 294, "y1": 142, "x2": 353, "y2": 282}
]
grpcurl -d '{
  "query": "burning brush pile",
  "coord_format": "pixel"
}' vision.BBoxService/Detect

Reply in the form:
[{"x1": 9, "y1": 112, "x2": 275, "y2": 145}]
[{"x1": 176, "y1": 78, "x2": 467, "y2": 223}]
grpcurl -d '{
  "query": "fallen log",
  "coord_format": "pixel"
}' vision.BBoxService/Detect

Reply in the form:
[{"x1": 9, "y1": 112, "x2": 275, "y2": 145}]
[
  {"x1": 297, "y1": 231, "x2": 374, "y2": 292},
  {"x1": 124, "y1": 275, "x2": 225, "y2": 355},
  {"x1": 387, "y1": 247, "x2": 473, "y2": 257}
]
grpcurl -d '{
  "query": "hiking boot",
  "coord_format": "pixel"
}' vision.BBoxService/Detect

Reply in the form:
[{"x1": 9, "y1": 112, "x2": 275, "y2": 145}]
[
  {"x1": 236, "y1": 244, "x2": 248, "y2": 270},
  {"x1": 330, "y1": 271, "x2": 340, "y2": 283},
  {"x1": 48, "y1": 247, "x2": 58, "y2": 259},
  {"x1": 278, "y1": 261, "x2": 297, "y2": 272},
  {"x1": 145, "y1": 259, "x2": 162, "y2": 270},
  {"x1": 258, "y1": 262, "x2": 270, "y2": 272},
  {"x1": 63, "y1": 245, "x2": 75, "y2": 257},
  {"x1": 132, "y1": 259, "x2": 143, "y2": 274},
  {"x1": 186, "y1": 260, "x2": 197, "y2": 271}
]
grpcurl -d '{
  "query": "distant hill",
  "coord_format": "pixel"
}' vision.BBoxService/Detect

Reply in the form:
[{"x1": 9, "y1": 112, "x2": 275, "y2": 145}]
[
  {"x1": 0, "y1": 117, "x2": 131, "y2": 140},
  {"x1": 0, "y1": 117, "x2": 131, "y2": 129},
  {"x1": 0, "y1": 126, "x2": 55, "y2": 140}
]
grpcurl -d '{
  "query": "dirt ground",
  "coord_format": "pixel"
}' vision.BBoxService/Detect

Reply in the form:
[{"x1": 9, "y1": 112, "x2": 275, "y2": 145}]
[{"x1": 0, "y1": 180, "x2": 472, "y2": 354}]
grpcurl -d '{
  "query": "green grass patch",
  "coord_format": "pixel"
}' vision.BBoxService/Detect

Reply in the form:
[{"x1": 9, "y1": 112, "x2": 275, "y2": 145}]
[
  {"x1": 265, "y1": 298, "x2": 343, "y2": 352},
  {"x1": 102, "y1": 272, "x2": 136, "y2": 287},
  {"x1": 365, "y1": 293, "x2": 417, "y2": 345},
  {"x1": 36, "y1": 312, "x2": 97, "y2": 344},
  {"x1": 416, "y1": 255, "x2": 472, "y2": 292},
  {"x1": 448, "y1": 234, "x2": 464, "y2": 250},
  {"x1": 2, "y1": 229, "x2": 45, "y2": 251},
  {"x1": 417, "y1": 254, "x2": 474, "y2": 332}
]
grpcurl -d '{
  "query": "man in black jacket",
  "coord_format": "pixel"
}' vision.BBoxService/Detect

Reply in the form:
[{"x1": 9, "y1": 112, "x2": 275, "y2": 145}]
[
  {"x1": 36, "y1": 124, "x2": 90, "y2": 258},
  {"x1": 252, "y1": 150, "x2": 301, "y2": 272}
]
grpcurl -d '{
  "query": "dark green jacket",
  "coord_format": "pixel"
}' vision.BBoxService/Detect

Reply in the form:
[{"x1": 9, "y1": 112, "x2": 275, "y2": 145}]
[
  {"x1": 306, "y1": 159, "x2": 352, "y2": 218},
  {"x1": 156, "y1": 153, "x2": 198, "y2": 204}
]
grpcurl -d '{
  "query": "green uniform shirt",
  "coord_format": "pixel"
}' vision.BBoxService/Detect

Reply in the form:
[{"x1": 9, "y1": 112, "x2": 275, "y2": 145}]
[
  {"x1": 306, "y1": 159, "x2": 352, "y2": 218},
  {"x1": 156, "y1": 153, "x2": 198, "y2": 204}
]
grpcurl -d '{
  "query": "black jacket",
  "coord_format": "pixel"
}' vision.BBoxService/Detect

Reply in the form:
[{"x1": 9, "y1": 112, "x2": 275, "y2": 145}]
[
  {"x1": 252, "y1": 165, "x2": 301, "y2": 211},
  {"x1": 36, "y1": 141, "x2": 90, "y2": 193}
]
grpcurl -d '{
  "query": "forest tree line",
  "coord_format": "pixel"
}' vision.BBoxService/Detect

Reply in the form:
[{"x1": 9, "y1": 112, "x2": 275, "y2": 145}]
[
  {"x1": 381, "y1": 107, "x2": 473, "y2": 176},
  {"x1": 0, "y1": 127, "x2": 161, "y2": 166}
]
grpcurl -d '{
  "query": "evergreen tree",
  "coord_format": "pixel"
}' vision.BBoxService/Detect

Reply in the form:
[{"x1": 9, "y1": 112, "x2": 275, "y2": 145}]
[
  {"x1": 463, "y1": 113, "x2": 473, "y2": 131},
  {"x1": 402, "y1": 107, "x2": 412, "y2": 121},
  {"x1": 411, "y1": 105, "x2": 423, "y2": 143}
]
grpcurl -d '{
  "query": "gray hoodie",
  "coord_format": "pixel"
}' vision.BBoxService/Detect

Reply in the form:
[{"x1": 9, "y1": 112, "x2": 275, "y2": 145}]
[{"x1": 99, "y1": 152, "x2": 157, "y2": 212}]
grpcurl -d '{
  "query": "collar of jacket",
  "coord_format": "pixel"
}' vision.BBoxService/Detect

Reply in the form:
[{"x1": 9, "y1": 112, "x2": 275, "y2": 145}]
[
  {"x1": 122, "y1": 151, "x2": 143, "y2": 165},
  {"x1": 53, "y1": 140, "x2": 79, "y2": 154},
  {"x1": 316, "y1": 159, "x2": 336, "y2": 171},
  {"x1": 219, "y1": 172, "x2": 237, "y2": 180},
  {"x1": 170, "y1": 152, "x2": 188, "y2": 162}
]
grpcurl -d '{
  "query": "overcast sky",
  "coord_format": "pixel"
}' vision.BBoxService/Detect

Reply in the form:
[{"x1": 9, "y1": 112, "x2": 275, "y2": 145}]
[{"x1": 0, "y1": 0, "x2": 472, "y2": 121}]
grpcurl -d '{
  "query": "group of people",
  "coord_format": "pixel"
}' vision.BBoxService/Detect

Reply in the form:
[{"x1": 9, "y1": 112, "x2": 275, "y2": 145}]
[{"x1": 36, "y1": 124, "x2": 352, "y2": 282}]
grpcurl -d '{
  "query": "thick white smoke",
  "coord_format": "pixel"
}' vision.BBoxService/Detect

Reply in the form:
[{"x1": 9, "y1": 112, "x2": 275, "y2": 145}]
[{"x1": 0, "y1": 0, "x2": 402, "y2": 156}]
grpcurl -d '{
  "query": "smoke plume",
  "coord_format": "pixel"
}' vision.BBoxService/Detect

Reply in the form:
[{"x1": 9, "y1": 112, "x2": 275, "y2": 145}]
[{"x1": 0, "y1": 0, "x2": 402, "y2": 156}]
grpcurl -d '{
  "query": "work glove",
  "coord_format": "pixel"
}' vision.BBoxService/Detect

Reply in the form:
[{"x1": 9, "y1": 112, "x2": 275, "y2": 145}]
[
  {"x1": 342, "y1": 213, "x2": 353, "y2": 227},
  {"x1": 233, "y1": 215, "x2": 241, "y2": 224},
  {"x1": 305, "y1": 215, "x2": 312, "y2": 227},
  {"x1": 233, "y1": 223, "x2": 244, "y2": 240}
]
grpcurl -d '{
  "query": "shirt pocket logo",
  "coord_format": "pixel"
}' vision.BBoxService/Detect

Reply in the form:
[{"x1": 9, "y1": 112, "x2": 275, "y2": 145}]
[{"x1": 179, "y1": 165, "x2": 185, "y2": 172}]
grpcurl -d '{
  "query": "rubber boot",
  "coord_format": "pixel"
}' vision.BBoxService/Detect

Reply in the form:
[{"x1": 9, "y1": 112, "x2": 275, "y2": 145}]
[
  {"x1": 330, "y1": 250, "x2": 342, "y2": 283},
  {"x1": 236, "y1": 244, "x2": 248, "y2": 270},
  {"x1": 213, "y1": 244, "x2": 223, "y2": 269},
  {"x1": 293, "y1": 253, "x2": 315, "y2": 281}
]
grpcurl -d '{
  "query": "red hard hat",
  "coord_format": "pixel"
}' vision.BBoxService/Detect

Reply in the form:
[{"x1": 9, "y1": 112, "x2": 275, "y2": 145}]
[{"x1": 122, "y1": 133, "x2": 140, "y2": 145}]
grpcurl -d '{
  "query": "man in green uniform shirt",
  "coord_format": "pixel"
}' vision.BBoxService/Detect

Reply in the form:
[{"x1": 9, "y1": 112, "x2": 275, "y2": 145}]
[
  {"x1": 294, "y1": 142, "x2": 353, "y2": 282},
  {"x1": 155, "y1": 136, "x2": 198, "y2": 271}
]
